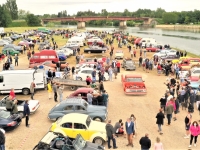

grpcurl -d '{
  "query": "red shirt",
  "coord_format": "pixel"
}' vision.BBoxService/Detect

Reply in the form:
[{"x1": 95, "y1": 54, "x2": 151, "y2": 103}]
[
  {"x1": 116, "y1": 62, "x2": 121, "y2": 67},
  {"x1": 9, "y1": 91, "x2": 15, "y2": 100}
]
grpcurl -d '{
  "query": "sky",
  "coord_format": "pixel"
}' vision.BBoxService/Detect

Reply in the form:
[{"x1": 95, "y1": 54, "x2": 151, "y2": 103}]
[{"x1": 0, "y1": 0, "x2": 199, "y2": 15}]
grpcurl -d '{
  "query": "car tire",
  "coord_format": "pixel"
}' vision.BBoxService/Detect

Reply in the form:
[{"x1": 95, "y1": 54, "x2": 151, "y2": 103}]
[
  {"x1": 93, "y1": 137, "x2": 104, "y2": 145},
  {"x1": 22, "y1": 88, "x2": 30, "y2": 95},
  {"x1": 93, "y1": 117, "x2": 103, "y2": 122}
]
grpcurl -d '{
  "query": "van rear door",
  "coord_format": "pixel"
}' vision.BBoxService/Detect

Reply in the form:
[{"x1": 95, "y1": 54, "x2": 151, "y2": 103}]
[{"x1": 33, "y1": 72, "x2": 45, "y2": 89}]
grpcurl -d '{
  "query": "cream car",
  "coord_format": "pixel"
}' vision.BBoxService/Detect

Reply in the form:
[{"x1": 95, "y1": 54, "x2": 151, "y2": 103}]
[
  {"x1": 50, "y1": 113, "x2": 107, "y2": 145},
  {"x1": 115, "y1": 50, "x2": 124, "y2": 59}
]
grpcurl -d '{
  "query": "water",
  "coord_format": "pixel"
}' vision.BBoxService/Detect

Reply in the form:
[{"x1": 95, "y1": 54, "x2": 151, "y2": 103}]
[{"x1": 55, "y1": 25, "x2": 200, "y2": 55}]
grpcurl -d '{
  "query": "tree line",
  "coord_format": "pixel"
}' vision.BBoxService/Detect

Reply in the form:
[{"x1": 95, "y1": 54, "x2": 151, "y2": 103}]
[{"x1": 1, "y1": 1, "x2": 200, "y2": 27}]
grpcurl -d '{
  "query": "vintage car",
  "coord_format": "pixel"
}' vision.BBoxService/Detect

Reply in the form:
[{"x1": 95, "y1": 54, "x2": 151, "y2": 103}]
[
  {"x1": 115, "y1": 50, "x2": 124, "y2": 59},
  {"x1": 50, "y1": 113, "x2": 107, "y2": 145},
  {"x1": 146, "y1": 45, "x2": 162, "y2": 52},
  {"x1": 172, "y1": 57, "x2": 189, "y2": 64},
  {"x1": 68, "y1": 88, "x2": 106, "y2": 105},
  {"x1": 33, "y1": 131, "x2": 105, "y2": 150},
  {"x1": 84, "y1": 46, "x2": 107, "y2": 54},
  {"x1": 160, "y1": 55, "x2": 179, "y2": 63},
  {"x1": 3, "y1": 44, "x2": 23, "y2": 53},
  {"x1": 2, "y1": 48, "x2": 20, "y2": 56},
  {"x1": 121, "y1": 58, "x2": 136, "y2": 71},
  {"x1": 57, "y1": 52, "x2": 67, "y2": 61},
  {"x1": 56, "y1": 47, "x2": 73, "y2": 57},
  {"x1": 179, "y1": 58, "x2": 200, "y2": 68},
  {"x1": 0, "y1": 110, "x2": 22, "y2": 131},
  {"x1": 48, "y1": 98, "x2": 107, "y2": 122},
  {"x1": 0, "y1": 96, "x2": 40, "y2": 116},
  {"x1": 153, "y1": 50, "x2": 169, "y2": 57},
  {"x1": 29, "y1": 61, "x2": 68, "y2": 70},
  {"x1": 121, "y1": 74, "x2": 147, "y2": 95}
]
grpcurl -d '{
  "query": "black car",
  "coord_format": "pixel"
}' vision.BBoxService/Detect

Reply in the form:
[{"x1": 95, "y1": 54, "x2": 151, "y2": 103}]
[
  {"x1": 33, "y1": 132, "x2": 105, "y2": 150},
  {"x1": 0, "y1": 110, "x2": 22, "y2": 131}
]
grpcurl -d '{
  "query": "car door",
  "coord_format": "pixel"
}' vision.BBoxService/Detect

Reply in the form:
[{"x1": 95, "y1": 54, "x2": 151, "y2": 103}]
[
  {"x1": 79, "y1": 70, "x2": 88, "y2": 80},
  {"x1": 74, "y1": 105, "x2": 87, "y2": 115},
  {"x1": 62, "y1": 105, "x2": 75, "y2": 115},
  {"x1": 60, "y1": 122, "x2": 73, "y2": 138},
  {"x1": 72, "y1": 122, "x2": 89, "y2": 140}
]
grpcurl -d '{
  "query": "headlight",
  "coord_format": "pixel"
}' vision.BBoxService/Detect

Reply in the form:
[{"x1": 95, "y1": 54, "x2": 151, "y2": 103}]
[
  {"x1": 143, "y1": 89, "x2": 146, "y2": 92},
  {"x1": 126, "y1": 89, "x2": 130, "y2": 92}
]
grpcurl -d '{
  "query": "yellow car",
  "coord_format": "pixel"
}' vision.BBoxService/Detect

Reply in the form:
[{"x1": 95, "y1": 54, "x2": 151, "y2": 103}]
[
  {"x1": 50, "y1": 113, "x2": 107, "y2": 145},
  {"x1": 172, "y1": 56, "x2": 189, "y2": 64}
]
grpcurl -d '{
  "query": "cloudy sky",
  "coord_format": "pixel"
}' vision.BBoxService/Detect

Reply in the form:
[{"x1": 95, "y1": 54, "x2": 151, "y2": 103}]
[{"x1": 0, "y1": 0, "x2": 199, "y2": 15}]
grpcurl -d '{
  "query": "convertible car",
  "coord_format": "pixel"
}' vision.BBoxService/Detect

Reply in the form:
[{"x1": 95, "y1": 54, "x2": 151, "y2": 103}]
[
  {"x1": 0, "y1": 110, "x2": 22, "y2": 131},
  {"x1": 48, "y1": 98, "x2": 107, "y2": 122},
  {"x1": 33, "y1": 131, "x2": 105, "y2": 150}
]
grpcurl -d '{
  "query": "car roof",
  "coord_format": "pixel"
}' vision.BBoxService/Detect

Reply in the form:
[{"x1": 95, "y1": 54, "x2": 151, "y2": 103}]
[
  {"x1": 125, "y1": 74, "x2": 142, "y2": 78},
  {"x1": 61, "y1": 98, "x2": 85, "y2": 105},
  {"x1": 60, "y1": 113, "x2": 88, "y2": 124}
]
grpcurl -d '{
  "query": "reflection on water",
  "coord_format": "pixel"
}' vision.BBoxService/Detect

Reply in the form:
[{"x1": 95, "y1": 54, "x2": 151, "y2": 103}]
[{"x1": 54, "y1": 25, "x2": 200, "y2": 55}]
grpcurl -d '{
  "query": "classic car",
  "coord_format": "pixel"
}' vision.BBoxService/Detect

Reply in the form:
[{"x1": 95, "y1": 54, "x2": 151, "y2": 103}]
[
  {"x1": 68, "y1": 88, "x2": 105, "y2": 105},
  {"x1": 29, "y1": 61, "x2": 68, "y2": 70},
  {"x1": 2, "y1": 48, "x2": 20, "y2": 56},
  {"x1": 160, "y1": 55, "x2": 179, "y2": 63},
  {"x1": 121, "y1": 74, "x2": 147, "y2": 95},
  {"x1": 0, "y1": 40, "x2": 9, "y2": 47},
  {"x1": 0, "y1": 110, "x2": 22, "y2": 131},
  {"x1": 3, "y1": 44, "x2": 23, "y2": 53},
  {"x1": 50, "y1": 113, "x2": 107, "y2": 145},
  {"x1": 146, "y1": 45, "x2": 162, "y2": 52},
  {"x1": 84, "y1": 46, "x2": 107, "y2": 54},
  {"x1": 75, "y1": 62, "x2": 98, "y2": 70},
  {"x1": 48, "y1": 98, "x2": 107, "y2": 122},
  {"x1": 10, "y1": 35, "x2": 20, "y2": 41},
  {"x1": 56, "y1": 48, "x2": 73, "y2": 57},
  {"x1": 172, "y1": 57, "x2": 189, "y2": 64},
  {"x1": 2, "y1": 37, "x2": 13, "y2": 44},
  {"x1": 33, "y1": 131, "x2": 105, "y2": 150},
  {"x1": 76, "y1": 68, "x2": 109, "y2": 81},
  {"x1": 166, "y1": 49, "x2": 177, "y2": 56},
  {"x1": 0, "y1": 96, "x2": 40, "y2": 116},
  {"x1": 115, "y1": 50, "x2": 124, "y2": 59},
  {"x1": 18, "y1": 40, "x2": 30, "y2": 48},
  {"x1": 153, "y1": 50, "x2": 170, "y2": 57},
  {"x1": 121, "y1": 58, "x2": 136, "y2": 71},
  {"x1": 57, "y1": 52, "x2": 67, "y2": 61},
  {"x1": 179, "y1": 58, "x2": 200, "y2": 68}
]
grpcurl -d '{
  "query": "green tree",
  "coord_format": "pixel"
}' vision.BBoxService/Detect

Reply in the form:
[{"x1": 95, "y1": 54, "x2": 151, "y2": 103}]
[
  {"x1": 0, "y1": 4, "x2": 12, "y2": 27},
  {"x1": 6, "y1": 0, "x2": 18, "y2": 20},
  {"x1": 155, "y1": 8, "x2": 165, "y2": 18},
  {"x1": 18, "y1": 9, "x2": 30, "y2": 20},
  {"x1": 162, "y1": 12, "x2": 178, "y2": 24},
  {"x1": 26, "y1": 14, "x2": 41, "y2": 26}
]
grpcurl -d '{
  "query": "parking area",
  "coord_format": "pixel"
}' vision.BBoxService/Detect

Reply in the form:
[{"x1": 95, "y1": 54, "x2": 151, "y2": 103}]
[{"x1": 1, "y1": 53, "x2": 199, "y2": 150}]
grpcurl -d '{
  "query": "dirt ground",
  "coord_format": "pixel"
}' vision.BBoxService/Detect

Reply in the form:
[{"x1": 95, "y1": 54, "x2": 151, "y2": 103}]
[{"x1": 1, "y1": 34, "x2": 200, "y2": 150}]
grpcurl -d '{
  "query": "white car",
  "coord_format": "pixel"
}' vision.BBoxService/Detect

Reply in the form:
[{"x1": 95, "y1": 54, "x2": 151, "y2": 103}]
[
  {"x1": 166, "y1": 49, "x2": 177, "y2": 56},
  {"x1": 56, "y1": 48, "x2": 73, "y2": 57},
  {"x1": 75, "y1": 63, "x2": 96, "y2": 72},
  {"x1": 0, "y1": 96, "x2": 40, "y2": 115},
  {"x1": 0, "y1": 40, "x2": 9, "y2": 46},
  {"x1": 75, "y1": 68, "x2": 109, "y2": 81},
  {"x1": 153, "y1": 50, "x2": 169, "y2": 57},
  {"x1": 115, "y1": 50, "x2": 124, "y2": 59}
]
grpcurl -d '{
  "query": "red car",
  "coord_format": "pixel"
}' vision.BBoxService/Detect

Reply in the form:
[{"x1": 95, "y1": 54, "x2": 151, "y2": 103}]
[
  {"x1": 134, "y1": 38, "x2": 142, "y2": 45},
  {"x1": 146, "y1": 45, "x2": 162, "y2": 52},
  {"x1": 121, "y1": 74, "x2": 147, "y2": 95},
  {"x1": 179, "y1": 58, "x2": 200, "y2": 68}
]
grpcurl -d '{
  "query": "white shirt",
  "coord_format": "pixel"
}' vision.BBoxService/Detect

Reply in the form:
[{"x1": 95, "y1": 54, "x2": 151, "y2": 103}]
[{"x1": 127, "y1": 122, "x2": 131, "y2": 127}]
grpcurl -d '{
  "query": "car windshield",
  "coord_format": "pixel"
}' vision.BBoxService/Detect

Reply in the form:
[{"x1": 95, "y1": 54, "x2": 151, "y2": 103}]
[
  {"x1": 0, "y1": 110, "x2": 10, "y2": 119},
  {"x1": 86, "y1": 116, "x2": 91, "y2": 127},
  {"x1": 126, "y1": 61, "x2": 133, "y2": 64},
  {"x1": 73, "y1": 134, "x2": 86, "y2": 149},
  {"x1": 126, "y1": 77, "x2": 143, "y2": 82}
]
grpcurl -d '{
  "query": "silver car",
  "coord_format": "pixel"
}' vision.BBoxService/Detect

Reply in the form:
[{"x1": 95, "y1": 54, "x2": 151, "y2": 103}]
[
  {"x1": 0, "y1": 40, "x2": 9, "y2": 46},
  {"x1": 48, "y1": 98, "x2": 108, "y2": 122}
]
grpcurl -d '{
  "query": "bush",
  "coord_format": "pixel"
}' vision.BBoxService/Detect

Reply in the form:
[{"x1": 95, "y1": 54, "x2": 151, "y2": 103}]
[{"x1": 8, "y1": 21, "x2": 28, "y2": 27}]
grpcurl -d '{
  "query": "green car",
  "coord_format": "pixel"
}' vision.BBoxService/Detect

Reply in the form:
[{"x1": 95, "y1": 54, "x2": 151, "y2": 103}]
[{"x1": 2, "y1": 48, "x2": 19, "y2": 56}]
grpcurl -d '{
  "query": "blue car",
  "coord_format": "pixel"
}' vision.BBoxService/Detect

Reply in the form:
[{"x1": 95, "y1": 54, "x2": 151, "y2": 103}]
[{"x1": 57, "y1": 52, "x2": 67, "y2": 61}]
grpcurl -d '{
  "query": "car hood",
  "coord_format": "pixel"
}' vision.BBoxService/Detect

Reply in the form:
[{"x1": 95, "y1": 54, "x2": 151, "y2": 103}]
[
  {"x1": 87, "y1": 105, "x2": 107, "y2": 112},
  {"x1": 84, "y1": 142, "x2": 105, "y2": 150},
  {"x1": 89, "y1": 121, "x2": 106, "y2": 133}
]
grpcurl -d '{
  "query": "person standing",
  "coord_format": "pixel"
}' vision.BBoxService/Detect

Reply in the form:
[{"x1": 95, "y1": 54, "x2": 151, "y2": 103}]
[
  {"x1": 56, "y1": 61, "x2": 61, "y2": 72},
  {"x1": 14, "y1": 54, "x2": 18, "y2": 66},
  {"x1": 108, "y1": 66, "x2": 113, "y2": 81},
  {"x1": 188, "y1": 121, "x2": 200, "y2": 148},
  {"x1": 184, "y1": 111, "x2": 192, "y2": 138},
  {"x1": 98, "y1": 81, "x2": 104, "y2": 94},
  {"x1": 165, "y1": 101, "x2": 174, "y2": 126},
  {"x1": 87, "y1": 91, "x2": 93, "y2": 105},
  {"x1": 6, "y1": 96, "x2": 13, "y2": 113},
  {"x1": 125, "y1": 118, "x2": 134, "y2": 147},
  {"x1": 105, "y1": 120, "x2": 118, "y2": 149},
  {"x1": 102, "y1": 90, "x2": 108, "y2": 107},
  {"x1": 24, "y1": 100, "x2": 30, "y2": 127},
  {"x1": 0, "y1": 128, "x2": 5, "y2": 150},
  {"x1": 53, "y1": 83, "x2": 58, "y2": 102},
  {"x1": 12, "y1": 99, "x2": 18, "y2": 114},
  {"x1": 139, "y1": 56, "x2": 143, "y2": 67},
  {"x1": 156, "y1": 109, "x2": 165, "y2": 135},
  {"x1": 116, "y1": 61, "x2": 120, "y2": 73},
  {"x1": 30, "y1": 82, "x2": 35, "y2": 100},
  {"x1": 91, "y1": 69, "x2": 96, "y2": 83},
  {"x1": 58, "y1": 84, "x2": 64, "y2": 102},
  {"x1": 47, "y1": 81, "x2": 52, "y2": 100},
  {"x1": 154, "y1": 137, "x2": 164, "y2": 150},
  {"x1": 139, "y1": 134, "x2": 151, "y2": 150},
  {"x1": 9, "y1": 88, "x2": 15, "y2": 100}
]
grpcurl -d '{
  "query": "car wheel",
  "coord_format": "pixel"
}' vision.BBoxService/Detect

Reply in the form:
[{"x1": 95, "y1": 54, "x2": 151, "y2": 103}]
[
  {"x1": 70, "y1": 86, "x2": 76, "y2": 91},
  {"x1": 93, "y1": 117, "x2": 103, "y2": 122},
  {"x1": 88, "y1": 51, "x2": 91, "y2": 54},
  {"x1": 22, "y1": 88, "x2": 30, "y2": 95},
  {"x1": 93, "y1": 137, "x2": 104, "y2": 145}
]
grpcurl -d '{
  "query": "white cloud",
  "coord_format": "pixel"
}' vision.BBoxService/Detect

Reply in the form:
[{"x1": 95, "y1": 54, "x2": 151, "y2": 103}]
[{"x1": 0, "y1": 0, "x2": 199, "y2": 15}]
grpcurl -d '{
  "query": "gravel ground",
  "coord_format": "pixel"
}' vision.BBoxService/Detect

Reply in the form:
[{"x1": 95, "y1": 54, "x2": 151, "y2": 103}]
[{"x1": 2, "y1": 43, "x2": 200, "y2": 150}]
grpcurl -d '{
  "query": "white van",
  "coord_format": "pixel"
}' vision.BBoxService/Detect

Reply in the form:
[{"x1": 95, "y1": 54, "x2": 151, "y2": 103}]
[
  {"x1": 71, "y1": 36, "x2": 86, "y2": 46},
  {"x1": 0, "y1": 70, "x2": 46, "y2": 95},
  {"x1": 66, "y1": 38, "x2": 84, "y2": 47},
  {"x1": 140, "y1": 38, "x2": 157, "y2": 48}
]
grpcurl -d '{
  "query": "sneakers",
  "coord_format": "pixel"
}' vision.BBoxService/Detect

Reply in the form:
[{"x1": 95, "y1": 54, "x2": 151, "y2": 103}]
[
  {"x1": 188, "y1": 145, "x2": 192, "y2": 148},
  {"x1": 184, "y1": 136, "x2": 190, "y2": 139}
]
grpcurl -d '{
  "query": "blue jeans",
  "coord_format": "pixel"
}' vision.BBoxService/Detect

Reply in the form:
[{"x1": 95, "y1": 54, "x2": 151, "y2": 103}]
[
  {"x1": 158, "y1": 124, "x2": 162, "y2": 132},
  {"x1": 0, "y1": 144, "x2": 5, "y2": 150},
  {"x1": 107, "y1": 136, "x2": 117, "y2": 148},
  {"x1": 92, "y1": 77, "x2": 96, "y2": 83},
  {"x1": 103, "y1": 101, "x2": 108, "y2": 107},
  {"x1": 167, "y1": 114, "x2": 172, "y2": 125}
]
